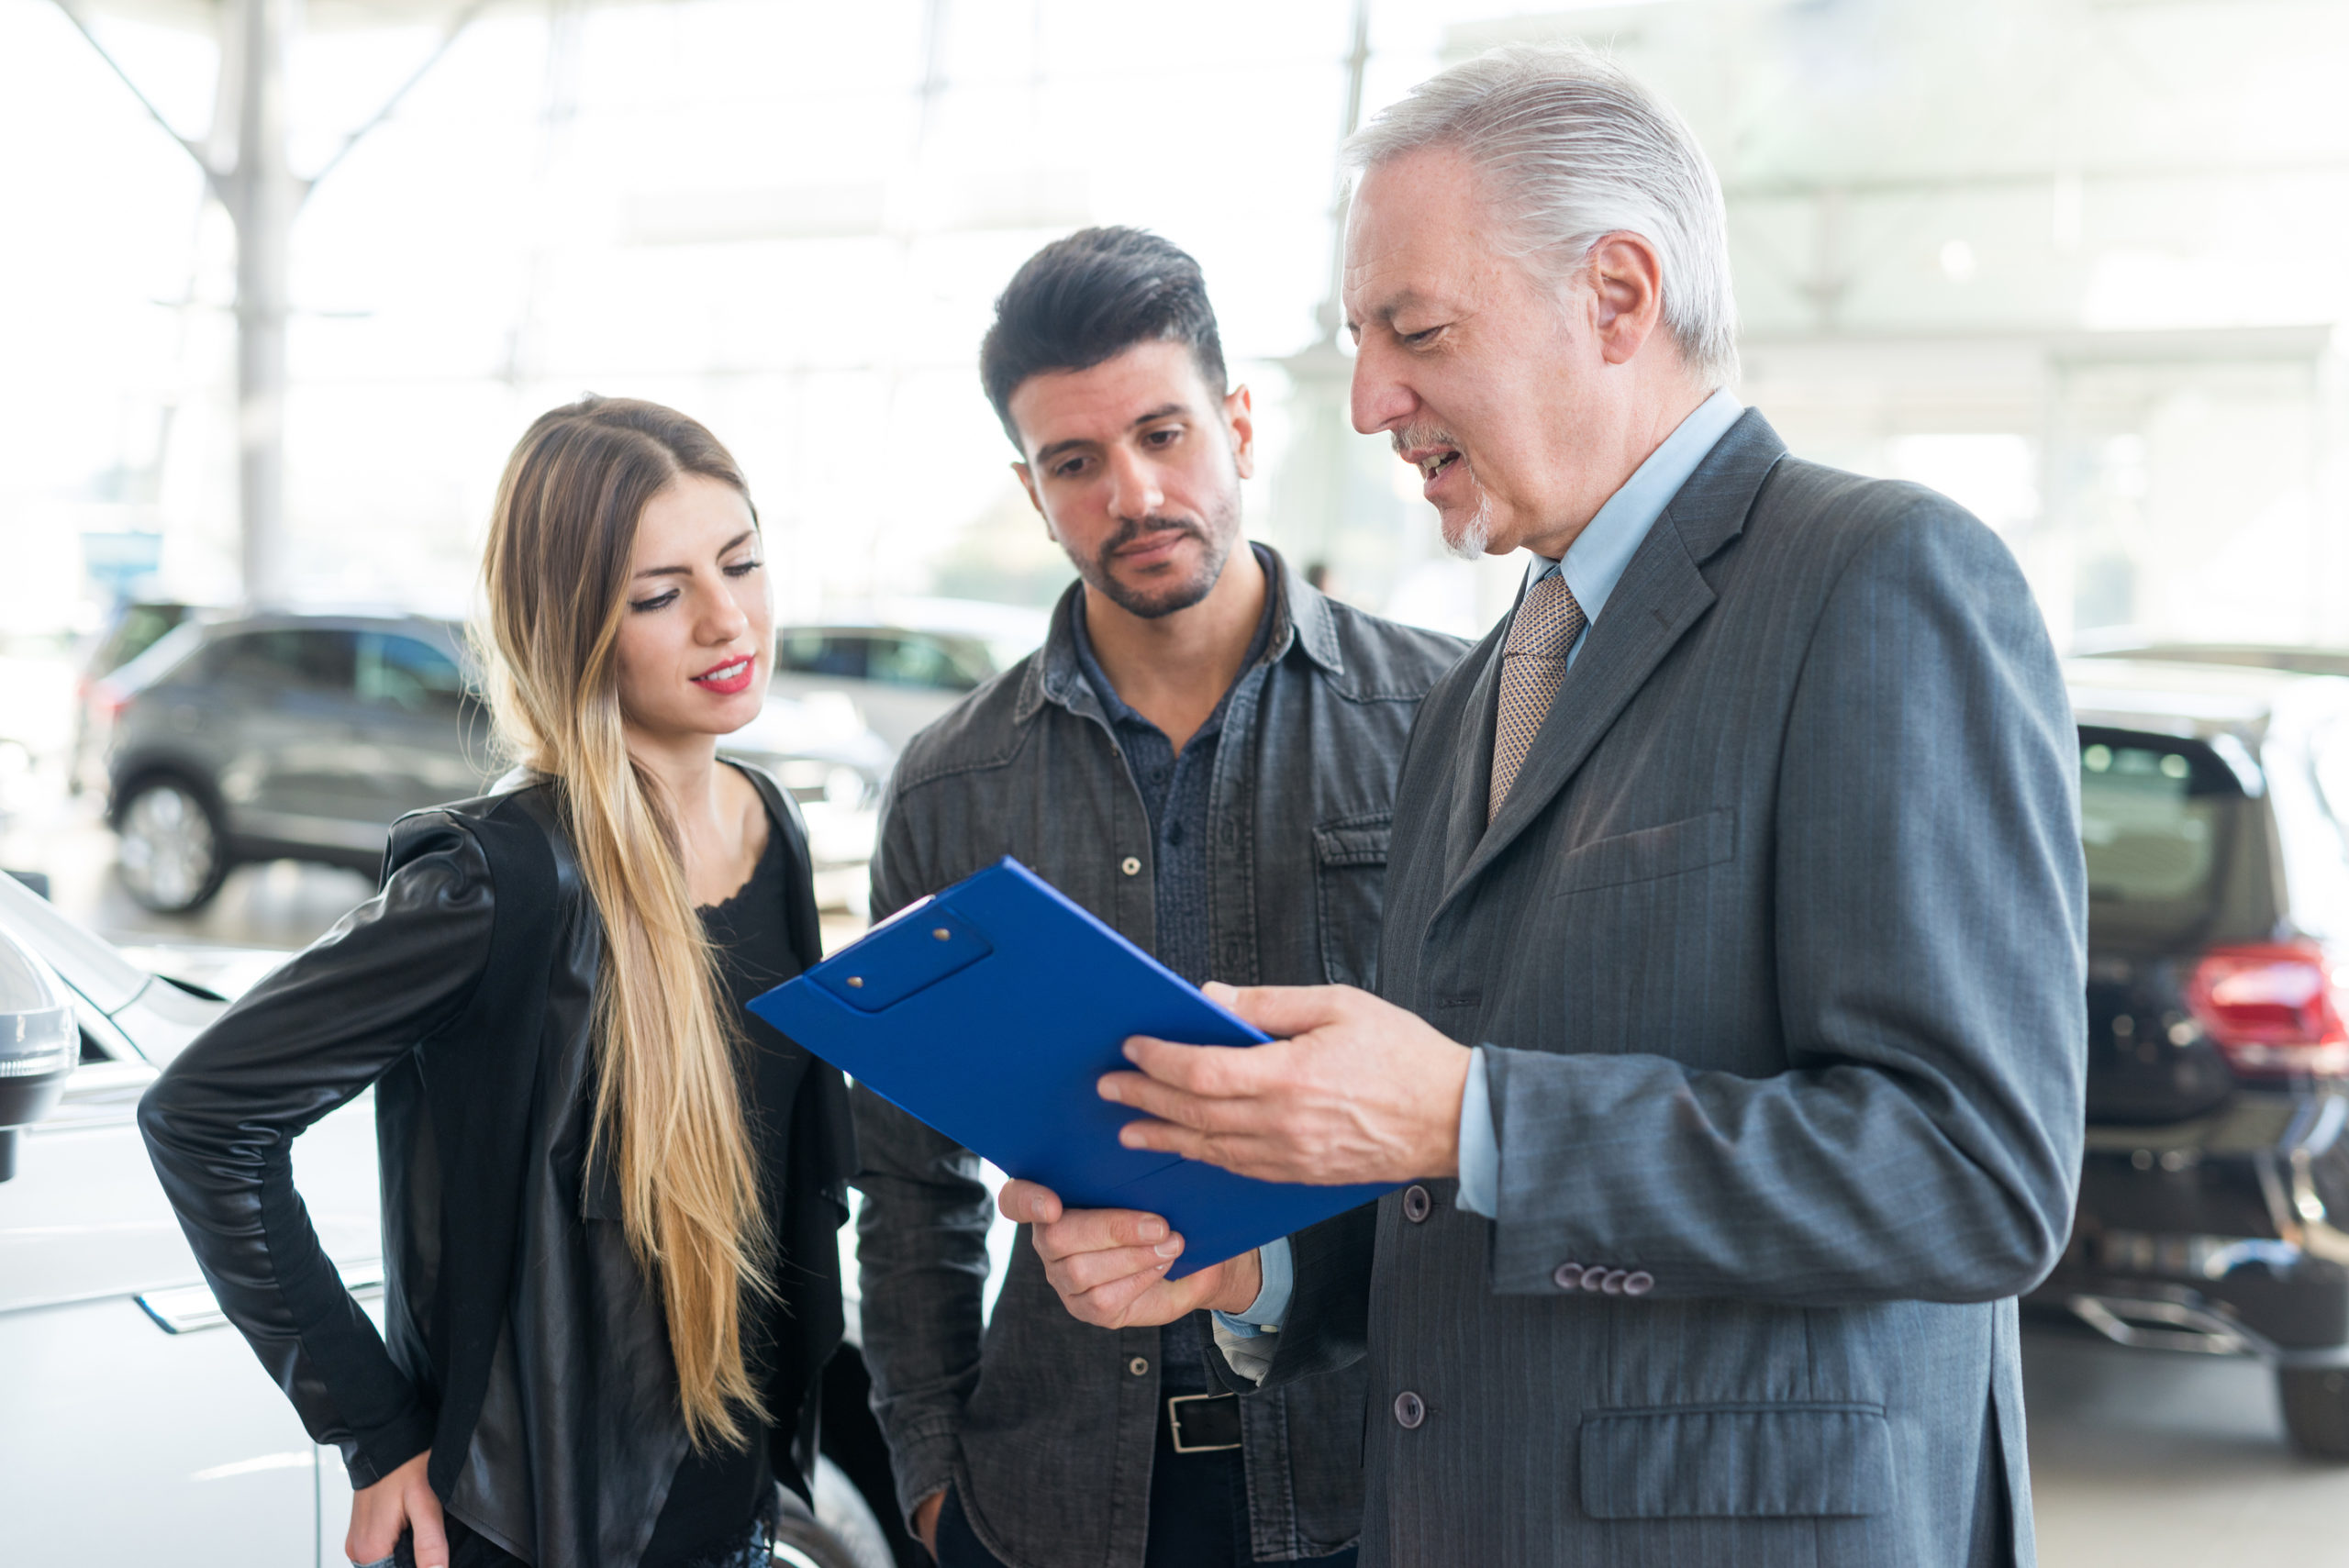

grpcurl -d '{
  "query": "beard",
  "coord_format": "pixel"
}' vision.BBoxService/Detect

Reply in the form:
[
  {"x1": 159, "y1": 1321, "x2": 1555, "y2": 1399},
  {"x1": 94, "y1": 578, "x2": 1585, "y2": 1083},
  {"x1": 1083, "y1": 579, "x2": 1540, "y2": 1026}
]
[
  {"x1": 1394, "y1": 422, "x2": 1495, "y2": 562},
  {"x1": 1075, "y1": 499, "x2": 1241, "y2": 619},
  {"x1": 1441, "y1": 484, "x2": 1496, "y2": 561}
]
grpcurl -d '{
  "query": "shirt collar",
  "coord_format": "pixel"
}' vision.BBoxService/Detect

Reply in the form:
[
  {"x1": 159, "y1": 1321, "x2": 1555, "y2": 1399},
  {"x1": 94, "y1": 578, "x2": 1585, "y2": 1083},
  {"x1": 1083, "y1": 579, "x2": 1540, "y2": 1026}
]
[
  {"x1": 1025, "y1": 541, "x2": 1295, "y2": 725},
  {"x1": 1526, "y1": 385, "x2": 1745, "y2": 622},
  {"x1": 1069, "y1": 545, "x2": 1279, "y2": 736}
]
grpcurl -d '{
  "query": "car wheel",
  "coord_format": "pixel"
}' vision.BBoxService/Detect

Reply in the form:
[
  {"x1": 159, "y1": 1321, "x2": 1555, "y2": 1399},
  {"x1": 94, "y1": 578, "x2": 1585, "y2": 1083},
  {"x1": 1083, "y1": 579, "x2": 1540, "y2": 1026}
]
[
  {"x1": 2278, "y1": 1366, "x2": 2349, "y2": 1460},
  {"x1": 116, "y1": 776, "x2": 228, "y2": 914},
  {"x1": 769, "y1": 1455, "x2": 895, "y2": 1568}
]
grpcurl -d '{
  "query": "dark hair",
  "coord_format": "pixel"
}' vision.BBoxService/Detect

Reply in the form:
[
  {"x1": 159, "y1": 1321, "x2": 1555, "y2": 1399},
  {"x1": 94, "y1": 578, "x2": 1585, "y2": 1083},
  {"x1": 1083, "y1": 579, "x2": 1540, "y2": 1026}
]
[{"x1": 979, "y1": 227, "x2": 1228, "y2": 449}]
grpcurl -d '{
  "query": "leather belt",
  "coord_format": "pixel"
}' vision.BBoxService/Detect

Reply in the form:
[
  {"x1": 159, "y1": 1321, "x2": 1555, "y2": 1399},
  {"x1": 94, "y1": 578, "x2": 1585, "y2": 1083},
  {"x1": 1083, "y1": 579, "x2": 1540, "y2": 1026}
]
[{"x1": 1167, "y1": 1391, "x2": 1242, "y2": 1453}]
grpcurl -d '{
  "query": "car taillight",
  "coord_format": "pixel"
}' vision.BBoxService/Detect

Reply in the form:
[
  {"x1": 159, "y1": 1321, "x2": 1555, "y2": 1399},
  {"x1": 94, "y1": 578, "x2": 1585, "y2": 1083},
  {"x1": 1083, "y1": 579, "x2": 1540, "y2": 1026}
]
[
  {"x1": 2186, "y1": 941, "x2": 2349, "y2": 1077},
  {"x1": 90, "y1": 680, "x2": 128, "y2": 722}
]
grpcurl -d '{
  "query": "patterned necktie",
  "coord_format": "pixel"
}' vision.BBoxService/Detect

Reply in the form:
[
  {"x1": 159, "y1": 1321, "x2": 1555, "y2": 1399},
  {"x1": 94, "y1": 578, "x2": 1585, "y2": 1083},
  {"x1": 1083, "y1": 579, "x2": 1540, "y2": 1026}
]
[{"x1": 1488, "y1": 573, "x2": 1586, "y2": 824}]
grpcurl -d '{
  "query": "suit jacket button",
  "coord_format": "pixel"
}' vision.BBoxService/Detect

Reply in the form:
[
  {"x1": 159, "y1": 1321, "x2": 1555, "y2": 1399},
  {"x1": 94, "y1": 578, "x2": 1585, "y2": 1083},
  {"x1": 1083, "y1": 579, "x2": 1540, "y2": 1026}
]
[
  {"x1": 1624, "y1": 1271, "x2": 1654, "y2": 1296},
  {"x1": 1552, "y1": 1262, "x2": 1583, "y2": 1291},
  {"x1": 1403, "y1": 1184, "x2": 1432, "y2": 1223},
  {"x1": 1581, "y1": 1268, "x2": 1608, "y2": 1291},
  {"x1": 1393, "y1": 1391, "x2": 1426, "y2": 1429},
  {"x1": 1599, "y1": 1268, "x2": 1630, "y2": 1295}
]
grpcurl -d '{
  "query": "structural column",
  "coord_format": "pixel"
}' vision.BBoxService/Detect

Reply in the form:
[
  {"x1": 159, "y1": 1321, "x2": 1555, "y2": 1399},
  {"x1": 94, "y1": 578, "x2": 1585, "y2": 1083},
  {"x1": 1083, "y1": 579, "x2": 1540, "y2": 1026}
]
[{"x1": 219, "y1": 0, "x2": 298, "y2": 608}]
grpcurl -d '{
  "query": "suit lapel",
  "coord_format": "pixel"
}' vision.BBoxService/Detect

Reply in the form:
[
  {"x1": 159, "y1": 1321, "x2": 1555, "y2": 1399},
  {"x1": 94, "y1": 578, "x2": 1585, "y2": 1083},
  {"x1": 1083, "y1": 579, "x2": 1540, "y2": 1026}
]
[{"x1": 1436, "y1": 411, "x2": 1789, "y2": 915}]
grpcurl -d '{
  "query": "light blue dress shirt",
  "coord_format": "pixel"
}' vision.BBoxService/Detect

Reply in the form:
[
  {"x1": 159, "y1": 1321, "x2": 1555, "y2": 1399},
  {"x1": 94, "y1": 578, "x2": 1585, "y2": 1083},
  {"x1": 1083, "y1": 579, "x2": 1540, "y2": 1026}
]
[{"x1": 1219, "y1": 387, "x2": 1745, "y2": 1340}]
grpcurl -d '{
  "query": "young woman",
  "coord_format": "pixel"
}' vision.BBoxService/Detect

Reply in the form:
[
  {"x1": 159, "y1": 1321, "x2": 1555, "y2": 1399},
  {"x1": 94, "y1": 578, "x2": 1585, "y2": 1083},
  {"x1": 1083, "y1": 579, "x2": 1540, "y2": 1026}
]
[{"x1": 139, "y1": 397, "x2": 855, "y2": 1568}]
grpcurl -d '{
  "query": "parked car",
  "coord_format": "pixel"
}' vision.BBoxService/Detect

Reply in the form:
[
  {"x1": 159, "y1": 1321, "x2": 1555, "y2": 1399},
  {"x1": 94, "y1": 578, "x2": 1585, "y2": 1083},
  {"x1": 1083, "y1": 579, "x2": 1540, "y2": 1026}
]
[
  {"x1": 0, "y1": 872, "x2": 911, "y2": 1568},
  {"x1": 101, "y1": 610, "x2": 895, "y2": 917},
  {"x1": 2026, "y1": 657, "x2": 2349, "y2": 1458},
  {"x1": 100, "y1": 611, "x2": 492, "y2": 913},
  {"x1": 771, "y1": 603, "x2": 1044, "y2": 752},
  {"x1": 72, "y1": 599, "x2": 206, "y2": 796}
]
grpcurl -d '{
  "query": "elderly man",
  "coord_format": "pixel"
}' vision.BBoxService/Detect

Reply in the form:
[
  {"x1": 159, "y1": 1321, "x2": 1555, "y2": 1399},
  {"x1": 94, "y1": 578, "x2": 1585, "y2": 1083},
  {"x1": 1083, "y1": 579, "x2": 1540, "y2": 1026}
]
[{"x1": 1008, "y1": 45, "x2": 2086, "y2": 1568}]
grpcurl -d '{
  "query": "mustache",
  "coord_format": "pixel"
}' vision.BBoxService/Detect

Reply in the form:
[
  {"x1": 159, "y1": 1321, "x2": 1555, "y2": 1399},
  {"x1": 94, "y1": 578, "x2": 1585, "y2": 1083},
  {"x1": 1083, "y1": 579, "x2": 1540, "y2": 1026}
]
[
  {"x1": 1100, "y1": 515, "x2": 1209, "y2": 556},
  {"x1": 1391, "y1": 424, "x2": 1464, "y2": 460}
]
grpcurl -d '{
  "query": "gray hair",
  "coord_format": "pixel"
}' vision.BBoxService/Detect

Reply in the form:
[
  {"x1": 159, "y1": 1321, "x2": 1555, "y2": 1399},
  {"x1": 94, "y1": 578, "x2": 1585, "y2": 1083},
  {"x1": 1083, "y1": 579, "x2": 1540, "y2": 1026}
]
[{"x1": 1344, "y1": 43, "x2": 1739, "y2": 386}]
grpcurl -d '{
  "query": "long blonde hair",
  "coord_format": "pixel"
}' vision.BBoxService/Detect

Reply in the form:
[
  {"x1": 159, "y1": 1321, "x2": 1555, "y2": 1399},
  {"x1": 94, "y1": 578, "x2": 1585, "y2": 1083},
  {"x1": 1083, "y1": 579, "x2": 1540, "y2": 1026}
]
[{"x1": 478, "y1": 395, "x2": 770, "y2": 1451}]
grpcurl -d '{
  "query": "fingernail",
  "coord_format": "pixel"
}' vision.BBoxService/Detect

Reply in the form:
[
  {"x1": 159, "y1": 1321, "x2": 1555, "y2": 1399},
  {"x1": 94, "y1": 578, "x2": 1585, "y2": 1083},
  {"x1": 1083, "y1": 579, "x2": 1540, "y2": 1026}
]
[
  {"x1": 1097, "y1": 1076, "x2": 1121, "y2": 1101},
  {"x1": 1119, "y1": 1126, "x2": 1144, "y2": 1148},
  {"x1": 1123, "y1": 1040, "x2": 1142, "y2": 1062},
  {"x1": 1155, "y1": 1239, "x2": 1183, "y2": 1258},
  {"x1": 1140, "y1": 1218, "x2": 1166, "y2": 1241}
]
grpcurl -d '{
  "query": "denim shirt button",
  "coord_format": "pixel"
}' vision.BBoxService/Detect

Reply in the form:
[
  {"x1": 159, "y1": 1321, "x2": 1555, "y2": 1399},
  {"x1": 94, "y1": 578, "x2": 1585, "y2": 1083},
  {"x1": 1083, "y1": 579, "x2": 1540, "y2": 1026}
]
[
  {"x1": 1129, "y1": 1355, "x2": 1150, "y2": 1376},
  {"x1": 1120, "y1": 856, "x2": 1141, "y2": 877}
]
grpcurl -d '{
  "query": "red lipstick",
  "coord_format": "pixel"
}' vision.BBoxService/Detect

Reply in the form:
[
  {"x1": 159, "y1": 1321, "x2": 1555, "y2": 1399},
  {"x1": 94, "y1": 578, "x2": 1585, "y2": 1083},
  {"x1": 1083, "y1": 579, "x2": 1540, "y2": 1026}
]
[{"x1": 692, "y1": 654, "x2": 756, "y2": 695}]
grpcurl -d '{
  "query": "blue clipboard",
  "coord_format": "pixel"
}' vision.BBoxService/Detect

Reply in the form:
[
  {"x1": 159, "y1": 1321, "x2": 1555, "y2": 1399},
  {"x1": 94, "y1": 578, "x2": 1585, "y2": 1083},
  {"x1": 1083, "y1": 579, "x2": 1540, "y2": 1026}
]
[{"x1": 748, "y1": 857, "x2": 1393, "y2": 1279}]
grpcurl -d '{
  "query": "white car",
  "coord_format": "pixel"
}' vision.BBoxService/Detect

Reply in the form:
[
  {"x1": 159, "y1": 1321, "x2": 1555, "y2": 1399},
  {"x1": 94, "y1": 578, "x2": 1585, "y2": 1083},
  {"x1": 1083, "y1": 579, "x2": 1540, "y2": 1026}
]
[{"x1": 0, "y1": 874, "x2": 900, "y2": 1568}]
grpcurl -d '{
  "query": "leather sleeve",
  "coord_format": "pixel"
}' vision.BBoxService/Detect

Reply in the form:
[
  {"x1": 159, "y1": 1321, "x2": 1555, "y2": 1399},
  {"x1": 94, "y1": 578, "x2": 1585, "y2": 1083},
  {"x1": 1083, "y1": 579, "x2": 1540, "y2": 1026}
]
[{"x1": 139, "y1": 813, "x2": 496, "y2": 1486}]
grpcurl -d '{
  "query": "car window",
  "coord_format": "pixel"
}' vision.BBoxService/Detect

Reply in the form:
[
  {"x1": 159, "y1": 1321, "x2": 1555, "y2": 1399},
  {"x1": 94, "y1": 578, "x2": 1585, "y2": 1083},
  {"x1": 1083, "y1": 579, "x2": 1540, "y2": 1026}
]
[
  {"x1": 2080, "y1": 728, "x2": 2241, "y2": 945},
  {"x1": 204, "y1": 628, "x2": 358, "y2": 695},
  {"x1": 778, "y1": 631, "x2": 869, "y2": 680},
  {"x1": 94, "y1": 604, "x2": 188, "y2": 678},
  {"x1": 358, "y1": 633, "x2": 466, "y2": 716},
  {"x1": 868, "y1": 634, "x2": 978, "y2": 692}
]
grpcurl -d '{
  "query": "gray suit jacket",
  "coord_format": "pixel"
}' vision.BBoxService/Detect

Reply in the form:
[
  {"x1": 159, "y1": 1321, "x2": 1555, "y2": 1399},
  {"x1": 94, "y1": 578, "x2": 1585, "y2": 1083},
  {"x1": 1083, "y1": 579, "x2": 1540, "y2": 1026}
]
[{"x1": 1238, "y1": 410, "x2": 2087, "y2": 1567}]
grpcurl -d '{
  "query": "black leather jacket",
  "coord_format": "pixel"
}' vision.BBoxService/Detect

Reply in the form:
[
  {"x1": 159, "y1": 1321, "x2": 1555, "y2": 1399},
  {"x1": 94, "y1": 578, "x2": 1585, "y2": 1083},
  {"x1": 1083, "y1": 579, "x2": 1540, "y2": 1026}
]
[{"x1": 139, "y1": 771, "x2": 854, "y2": 1568}]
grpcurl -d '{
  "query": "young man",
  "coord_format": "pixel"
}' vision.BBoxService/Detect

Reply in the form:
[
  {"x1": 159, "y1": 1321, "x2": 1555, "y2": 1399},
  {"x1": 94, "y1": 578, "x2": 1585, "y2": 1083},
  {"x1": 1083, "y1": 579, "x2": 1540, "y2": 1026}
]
[{"x1": 852, "y1": 228, "x2": 1465, "y2": 1568}]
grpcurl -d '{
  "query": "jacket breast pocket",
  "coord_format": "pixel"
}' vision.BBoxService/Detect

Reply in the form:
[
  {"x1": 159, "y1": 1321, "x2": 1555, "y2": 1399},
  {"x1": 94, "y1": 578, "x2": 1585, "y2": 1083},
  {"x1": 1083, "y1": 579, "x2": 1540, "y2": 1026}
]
[
  {"x1": 1313, "y1": 812, "x2": 1391, "y2": 989},
  {"x1": 1552, "y1": 807, "x2": 1735, "y2": 898},
  {"x1": 1579, "y1": 1402, "x2": 1890, "y2": 1518}
]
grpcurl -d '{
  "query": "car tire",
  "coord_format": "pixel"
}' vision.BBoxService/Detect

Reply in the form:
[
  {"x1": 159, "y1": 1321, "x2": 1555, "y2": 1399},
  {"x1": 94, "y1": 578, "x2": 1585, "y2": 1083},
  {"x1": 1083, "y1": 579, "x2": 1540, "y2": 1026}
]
[
  {"x1": 2278, "y1": 1367, "x2": 2349, "y2": 1460},
  {"x1": 115, "y1": 775, "x2": 229, "y2": 914},
  {"x1": 769, "y1": 1455, "x2": 895, "y2": 1568}
]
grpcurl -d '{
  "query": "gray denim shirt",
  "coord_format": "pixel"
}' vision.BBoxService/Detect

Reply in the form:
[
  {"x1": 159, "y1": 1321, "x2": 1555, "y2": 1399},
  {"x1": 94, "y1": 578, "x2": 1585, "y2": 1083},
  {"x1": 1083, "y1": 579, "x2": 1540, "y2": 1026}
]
[{"x1": 852, "y1": 549, "x2": 1465, "y2": 1568}]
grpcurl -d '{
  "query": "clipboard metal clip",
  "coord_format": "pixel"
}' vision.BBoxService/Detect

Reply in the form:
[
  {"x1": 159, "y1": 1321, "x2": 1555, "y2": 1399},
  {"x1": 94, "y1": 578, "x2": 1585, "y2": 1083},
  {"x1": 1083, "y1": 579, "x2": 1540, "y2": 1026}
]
[{"x1": 813, "y1": 904, "x2": 996, "y2": 1013}]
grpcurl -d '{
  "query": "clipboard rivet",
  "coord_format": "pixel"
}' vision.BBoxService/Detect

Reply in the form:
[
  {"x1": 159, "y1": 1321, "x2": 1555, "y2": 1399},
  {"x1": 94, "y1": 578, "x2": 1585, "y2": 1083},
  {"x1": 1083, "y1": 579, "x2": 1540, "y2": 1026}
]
[
  {"x1": 932, "y1": 928, "x2": 952, "y2": 941},
  {"x1": 846, "y1": 976, "x2": 864, "y2": 988}
]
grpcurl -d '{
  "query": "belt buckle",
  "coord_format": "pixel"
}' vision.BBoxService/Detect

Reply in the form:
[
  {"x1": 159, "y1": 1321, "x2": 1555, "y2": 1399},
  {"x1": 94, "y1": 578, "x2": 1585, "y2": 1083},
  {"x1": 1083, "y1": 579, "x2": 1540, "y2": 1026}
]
[{"x1": 1167, "y1": 1391, "x2": 1242, "y2": 1453}]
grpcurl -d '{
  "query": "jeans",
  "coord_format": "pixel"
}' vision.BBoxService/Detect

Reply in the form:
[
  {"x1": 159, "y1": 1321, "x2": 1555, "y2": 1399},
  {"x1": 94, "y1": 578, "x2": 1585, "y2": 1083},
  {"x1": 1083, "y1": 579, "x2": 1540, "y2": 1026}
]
[{"x1": 934, "y1": 1400, "x2": 1359, "y2": 1568}]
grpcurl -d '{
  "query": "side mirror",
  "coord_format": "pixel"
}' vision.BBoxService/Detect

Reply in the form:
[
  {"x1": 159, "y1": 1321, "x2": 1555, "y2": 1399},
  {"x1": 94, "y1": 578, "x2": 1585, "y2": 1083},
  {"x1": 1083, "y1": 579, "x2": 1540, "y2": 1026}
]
[{"x1": 0, "y1": 929, "x2": 76, "y2": 1181}]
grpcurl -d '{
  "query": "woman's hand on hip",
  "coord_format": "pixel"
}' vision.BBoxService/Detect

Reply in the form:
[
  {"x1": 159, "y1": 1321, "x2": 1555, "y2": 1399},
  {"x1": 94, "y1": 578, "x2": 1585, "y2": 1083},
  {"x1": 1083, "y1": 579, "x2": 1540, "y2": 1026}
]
[
  {"x1": 347, "y1": 1449, "x2": 446, "y2": 1568},
  {"x1": 913, "y1": 1490, "x2": 945, "y2": 1558}
]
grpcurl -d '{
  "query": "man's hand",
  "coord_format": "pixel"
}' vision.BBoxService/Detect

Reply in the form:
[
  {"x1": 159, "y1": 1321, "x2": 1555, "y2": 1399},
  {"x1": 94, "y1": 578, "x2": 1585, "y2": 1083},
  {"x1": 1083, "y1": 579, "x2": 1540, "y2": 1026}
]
[
  {"x1": 346, "y1": 1449, "x2": 444, "y2": 1568},
  {"x1": 1100, "y1": 983, "x2": 1473, "y2": 1187},
  {"x1": 913, "y1": 1491, "x2": 944, "y2": 1558},
  {"x1": 1000, "y1": 1180, "x2": 1263, "y2": 1329}
]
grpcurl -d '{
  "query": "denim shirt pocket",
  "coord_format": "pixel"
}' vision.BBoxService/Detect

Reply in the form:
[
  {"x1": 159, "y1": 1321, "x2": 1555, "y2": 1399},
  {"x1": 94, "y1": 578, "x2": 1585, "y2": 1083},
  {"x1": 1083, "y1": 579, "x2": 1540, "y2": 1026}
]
[{"x1": 1313, "y1": 811, "x2": 1393, "y2": 988}]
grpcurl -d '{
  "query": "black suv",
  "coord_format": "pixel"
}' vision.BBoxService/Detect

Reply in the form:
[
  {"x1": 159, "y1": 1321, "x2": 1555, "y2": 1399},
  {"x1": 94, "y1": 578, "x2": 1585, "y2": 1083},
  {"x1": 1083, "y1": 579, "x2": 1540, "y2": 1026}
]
[{"x1": 2028, "y1": 655, "x2": 2349, "y2": 1457}]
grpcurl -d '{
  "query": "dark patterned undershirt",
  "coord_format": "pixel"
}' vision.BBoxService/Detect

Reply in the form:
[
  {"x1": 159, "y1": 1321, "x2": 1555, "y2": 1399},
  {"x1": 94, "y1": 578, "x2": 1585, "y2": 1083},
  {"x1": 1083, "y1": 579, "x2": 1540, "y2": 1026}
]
[{"x1": 1069, "y1": 544, "x2": 1277, "y2": 1388}]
